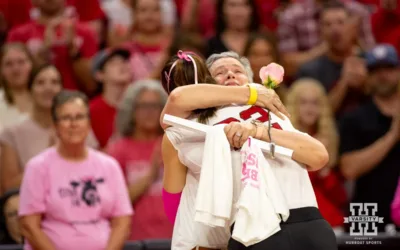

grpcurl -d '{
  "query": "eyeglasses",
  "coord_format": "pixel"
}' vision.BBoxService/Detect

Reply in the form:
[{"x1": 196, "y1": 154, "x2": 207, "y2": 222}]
[{"x1": 57, "y1": 113, "x2": 89, "y2": 124}]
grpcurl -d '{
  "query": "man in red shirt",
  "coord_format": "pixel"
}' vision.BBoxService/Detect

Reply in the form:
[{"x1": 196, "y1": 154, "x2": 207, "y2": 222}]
[
  {"x1": 371, "y1": 0, "x2": 400, "y2": 55},
  {"x1": 0, "y1": 0, "x2": 104, "y2": 31},
  {"x1": 7, "y1": 0, "x2": 98, "y2": 95},
  {"x1": 90, "y1": 48, "x2": 132, "y2": 149}
]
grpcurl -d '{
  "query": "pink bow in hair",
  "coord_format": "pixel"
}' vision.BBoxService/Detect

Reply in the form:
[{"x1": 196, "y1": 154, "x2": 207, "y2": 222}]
[{"x1": 177, "y1": 50, "x2": 192, "y2": 62}]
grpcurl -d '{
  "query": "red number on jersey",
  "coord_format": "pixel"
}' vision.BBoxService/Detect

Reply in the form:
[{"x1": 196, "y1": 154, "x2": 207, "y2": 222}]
[{"x1": 215, "y1": 106, "x2": 282, "y2": 130}]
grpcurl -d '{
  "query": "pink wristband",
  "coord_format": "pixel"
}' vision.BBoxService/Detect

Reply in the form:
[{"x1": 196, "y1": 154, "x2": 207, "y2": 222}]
[{"x1": 162, "y1": 188, "x2": 182, "y2": 224}]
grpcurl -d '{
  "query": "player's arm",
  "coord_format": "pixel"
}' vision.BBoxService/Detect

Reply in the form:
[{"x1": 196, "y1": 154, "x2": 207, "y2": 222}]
[
  {"x1": 160, "y1": 84, "x2": 288, "y2": 129},
  {"x1": 257, "y1": 126, "x2": 329, "y2": 171},
  {"x1": 161, "y1": 134, "x2": 187, "y2": 223}
]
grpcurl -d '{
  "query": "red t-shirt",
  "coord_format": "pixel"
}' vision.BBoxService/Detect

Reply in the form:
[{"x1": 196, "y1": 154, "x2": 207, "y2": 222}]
[
  {"x1": 308, "y1": 171, "x2": 347, "y2": 227},
  {"x1": 7, "y1": 20, "x2": 97, "y2": 90},
  {"x1": 89, "y1": 96, "x2": 116, "y2": 149},
  {"x1": 0, "y1": 0, "x2": 104, "y2": 30},
  {"x1": 371, "y1": 8, "x2": 400, "y2": 55},
  {"x1": 255, "y1": 0, "x2": 279, "y2": 31},
  {"x1": 107, "y1": 137, "x2": 173, "y2": 240}
]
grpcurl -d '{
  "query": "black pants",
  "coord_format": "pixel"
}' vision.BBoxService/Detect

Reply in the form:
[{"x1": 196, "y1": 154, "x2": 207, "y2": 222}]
[{"x1": 228, "y1": 207, "x2": 338, "y2": 250}]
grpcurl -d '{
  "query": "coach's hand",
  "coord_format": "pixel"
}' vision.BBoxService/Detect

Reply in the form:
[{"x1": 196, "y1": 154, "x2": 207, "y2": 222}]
[
  {"x1": 224, "y1": 122, "x2": 256, "y2": 149},
  {"x1": 253, "y1": 84, "x2": 289, "y2": 120}
]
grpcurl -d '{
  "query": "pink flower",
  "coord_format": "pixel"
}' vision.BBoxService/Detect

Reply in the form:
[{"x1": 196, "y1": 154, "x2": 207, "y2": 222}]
[{"x1": 259, "y1": 63, "x2": 284, "y2": 89}]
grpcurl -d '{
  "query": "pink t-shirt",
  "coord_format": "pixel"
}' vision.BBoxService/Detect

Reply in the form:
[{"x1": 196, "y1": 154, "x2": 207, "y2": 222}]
[
  {"x1": 107, "y1": 137, "x2": 173, "y2": 240},
  {"x1": 19, "y1": 147, "x2": 133, "y2": 250}
]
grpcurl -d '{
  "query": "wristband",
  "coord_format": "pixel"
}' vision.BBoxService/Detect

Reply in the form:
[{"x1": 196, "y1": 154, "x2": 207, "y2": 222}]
[{"x1": 247, "y1": 85, "x2": 258, "y2": 105}]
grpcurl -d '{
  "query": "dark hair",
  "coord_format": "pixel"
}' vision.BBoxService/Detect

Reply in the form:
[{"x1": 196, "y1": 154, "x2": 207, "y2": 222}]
[
  {"x1": 168, "y1": 32, "x2": 206, "y2": 59},
  {"x1": 0, "y1": 43, "x2": 35, "y2": 104},
  {"x1": 243, "y1": 32, "x2": 280, "y2": 63},
  {"x1": 215, "y1": 0, "x2": 259, "y2": 36},
  {"x1": 161, "y1": 53, "x2": 216, "y2": 123},
  {"x1": 27, "y1": 64, "x2": 63, "y2": 91},
  {"x1": 51, "y1": 90, "x2": 89, "y2": 122}
]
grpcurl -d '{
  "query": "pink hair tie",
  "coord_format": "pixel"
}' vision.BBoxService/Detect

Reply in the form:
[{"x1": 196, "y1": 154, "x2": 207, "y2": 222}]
[
  {"x1": 165, "y1": 50, "x2": 199, "y2": 93},
  {"x1": 177, "y1": 50, "x2": 191, "y2": 62}
]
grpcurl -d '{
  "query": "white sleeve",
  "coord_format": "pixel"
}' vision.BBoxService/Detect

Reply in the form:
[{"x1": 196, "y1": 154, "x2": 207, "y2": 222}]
[
  {"x1": 270, "y1": 113, "x2": 312, "y2": 137},
  {"x1": 165, "y1": 127, "x2": 204, "y2": 166}
]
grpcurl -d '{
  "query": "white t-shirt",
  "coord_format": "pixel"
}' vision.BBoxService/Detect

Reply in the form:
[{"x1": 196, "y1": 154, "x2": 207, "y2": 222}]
[
  {"x1": 0, "y1": 89, "x2": 28, "y2": 129},
  {"x1": 166, "y1": 105, "x2": 318, "y2": 249}
]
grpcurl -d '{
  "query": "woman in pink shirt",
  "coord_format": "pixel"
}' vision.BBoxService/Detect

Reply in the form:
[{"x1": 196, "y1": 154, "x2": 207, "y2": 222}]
[
  {"x1": 107, "y1": 80, "x2": 172, "y2": 240},
  {"x1": 391, "y1": 178, "x2": 400, "y2": 226},
  {"x1": 18, "y1": 90, "x2": 133, "y2": 250},
  {"x1": 123, "y1": 0, "x2": 171, "y2": 82}
]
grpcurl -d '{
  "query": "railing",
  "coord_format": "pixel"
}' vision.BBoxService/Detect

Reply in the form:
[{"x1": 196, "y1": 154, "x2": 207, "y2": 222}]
[{"x1": 0, "y1": 235, "x2": 399, "y2": 250}]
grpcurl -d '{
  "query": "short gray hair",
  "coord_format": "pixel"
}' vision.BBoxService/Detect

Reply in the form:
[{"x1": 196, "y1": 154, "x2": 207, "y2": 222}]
[
  {"x1": 115, "y1": 79, "x2": 167, "y2": 137},
  {"x1": 206, "y1": 51, "x2": 254, "y2": 82}
]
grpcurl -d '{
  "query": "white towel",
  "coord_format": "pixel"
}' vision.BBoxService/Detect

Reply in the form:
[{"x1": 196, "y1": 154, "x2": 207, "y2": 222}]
[
  {"x1": 232, "y1": 137, "x2": 290, "y2": 246},
  {"x1": 195, "y1": 125, "x2": 233, "y2": 228}
]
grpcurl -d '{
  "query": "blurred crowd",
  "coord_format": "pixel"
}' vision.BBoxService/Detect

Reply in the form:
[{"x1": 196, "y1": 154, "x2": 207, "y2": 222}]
[{"x1": 0, "y1": 0, "x2": 399, "y2": 247}]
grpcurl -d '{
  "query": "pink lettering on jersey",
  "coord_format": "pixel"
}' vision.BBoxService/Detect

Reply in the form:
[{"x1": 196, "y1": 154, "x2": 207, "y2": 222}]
[{"x1": 241, "y1": 146, "x2": 260, "y2": 189}]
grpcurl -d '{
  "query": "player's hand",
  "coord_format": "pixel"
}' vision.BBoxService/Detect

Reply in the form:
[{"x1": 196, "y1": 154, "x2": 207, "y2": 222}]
[
  {"x1": 224, "y1": 122, "x2": 256, "y2": 149},
  {"x1": 252, "y1": 84, "x2": 289, "y2": 120}
]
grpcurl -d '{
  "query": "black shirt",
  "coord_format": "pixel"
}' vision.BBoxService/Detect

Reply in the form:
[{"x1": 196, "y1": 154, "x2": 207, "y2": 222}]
[
  {"x1": 297, "y1": 55, "x2": 370, "y2": 119},
  {"x1": 206, "y1": 36, "x2": 229, "y2": 57},
  {"x1": 339, "y1": 100, "x2": 400, "y2": 231}
]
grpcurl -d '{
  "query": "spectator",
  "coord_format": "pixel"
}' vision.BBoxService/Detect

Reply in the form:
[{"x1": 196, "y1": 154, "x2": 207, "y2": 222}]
[
  {"x1": 19, "y1": 90, "x2": 132, "y2": 250},
  {"x1": 90, "y1": 48, "x2": 132, "y2": 149},
  {"x1": 112, "y1": 0, "x2": 170, "y2": 82},
  {"x1": 0, "y1": 0, "x2": 105, "y2": 41},
  {"x1": 286, "y1": 78, "x2": 346, "y2": 232},
  {"x1": 242, "y1": 32, "x2": 286, "y2": 99},
  {"x1": 6, "y1": 0, "x2": 98, "y2": 95},
  {"x1": 103, "y1": 0, "x2": 176, "y2": 41},
  {"x1": 180, "y1": 0, "x2": 281, "y2": 38},
  {"x1": 107, "y1": 80, "x2": 172, "y2": 240},
  {"x1": 0, "y1": 43, "x2": 34, "y2": 128},
  {"x1": 0, "y1": 189, "x2": 21, "y2": 245},
  {"x1": 392, "y1": 177, "x2": 400, "y2": 227},
  {"x1": 371, "y1": 0, "x2": 400, "y2": 55},
  {"x1": 206, "y1": 0, "x2": 260, "y2": 57},
  {"x1": 278, "y1": 0, "x2": 375, "y2": 77},
  {"x1": 0, "y1": 64, "x2": 98, "y2": 193},
  {"x1": 296, "y1": 1, "x2": 370, "y2": 118},
  {"x1": 339, "y1": 44, "x2": 400, "y2": 232}
]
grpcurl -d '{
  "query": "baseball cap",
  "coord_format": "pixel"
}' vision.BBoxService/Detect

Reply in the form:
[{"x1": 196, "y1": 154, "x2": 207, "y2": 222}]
[
  {"x1": 365, "y1": 44, "x2": 399, "y2": 69},
  {"x1": 91, "y1": 48, "x2": 131, "y2": 75}
]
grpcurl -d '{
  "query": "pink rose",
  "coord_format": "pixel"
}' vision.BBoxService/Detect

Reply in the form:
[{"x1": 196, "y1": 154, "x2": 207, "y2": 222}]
[{"x1": 259, "y1": 63, "x2": 284, "y2": 88}]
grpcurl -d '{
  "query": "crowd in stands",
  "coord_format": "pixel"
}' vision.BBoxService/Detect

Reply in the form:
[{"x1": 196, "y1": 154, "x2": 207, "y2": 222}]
[{"x1": 0, "y1": 0, "x2": 399, "y2": 248}]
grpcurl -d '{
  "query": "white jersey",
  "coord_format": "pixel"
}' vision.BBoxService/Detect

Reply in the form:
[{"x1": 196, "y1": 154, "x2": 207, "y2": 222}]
[{"x1": 166, "y1": 105, "x2": 318, "y2": 250}]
